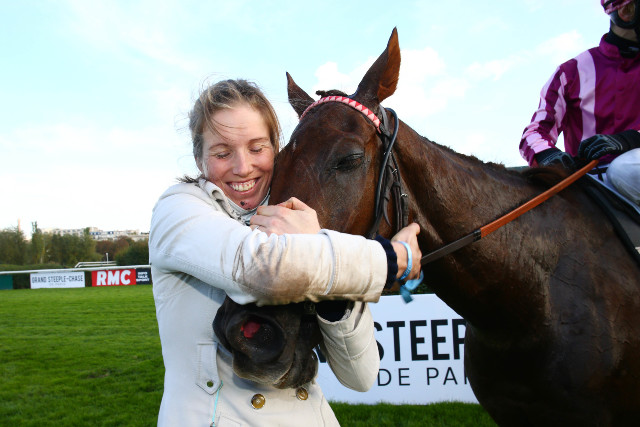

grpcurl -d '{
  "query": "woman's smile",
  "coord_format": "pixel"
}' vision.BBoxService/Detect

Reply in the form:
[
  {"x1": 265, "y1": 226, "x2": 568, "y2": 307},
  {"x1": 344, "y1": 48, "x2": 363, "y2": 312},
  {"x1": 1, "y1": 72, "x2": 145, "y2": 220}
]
[{"x1": 229, "y1": 179, "x2": 257, "y2": 193}]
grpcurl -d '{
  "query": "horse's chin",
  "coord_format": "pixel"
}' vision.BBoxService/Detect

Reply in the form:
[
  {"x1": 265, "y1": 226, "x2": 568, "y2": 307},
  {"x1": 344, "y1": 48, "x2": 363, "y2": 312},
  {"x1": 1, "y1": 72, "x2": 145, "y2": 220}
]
[
  {"x1": 232, "y1": 350, "x2": 318, "y2": 389},
  {"x1": 273, "y1": 350, "x2": 318, "y2": 389}
]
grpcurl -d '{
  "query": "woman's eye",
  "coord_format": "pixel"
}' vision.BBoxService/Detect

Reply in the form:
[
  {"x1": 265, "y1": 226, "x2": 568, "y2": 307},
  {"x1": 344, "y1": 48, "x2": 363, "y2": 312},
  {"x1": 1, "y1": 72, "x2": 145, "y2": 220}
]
[
  {"x1": 214, "y1": 152, "x2": 230, "y2": 159},
  {"x1": 333, "y1": 154, "x2": 363, "y2": 171}
]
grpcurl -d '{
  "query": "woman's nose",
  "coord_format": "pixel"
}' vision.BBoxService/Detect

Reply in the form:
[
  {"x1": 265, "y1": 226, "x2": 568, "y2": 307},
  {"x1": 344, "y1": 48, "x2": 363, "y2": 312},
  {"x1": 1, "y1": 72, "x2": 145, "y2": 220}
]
[{"x1": 232, "y1": 151, "x2": 252, "y2": 176}]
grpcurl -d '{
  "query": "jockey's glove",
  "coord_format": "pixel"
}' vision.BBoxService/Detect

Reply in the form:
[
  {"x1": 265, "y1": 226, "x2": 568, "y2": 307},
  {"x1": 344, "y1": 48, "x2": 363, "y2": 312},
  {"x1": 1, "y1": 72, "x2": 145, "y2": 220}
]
[
  {"x1": 534, "y1": 147, "x2": 576, "y2": 169},
  {"x1": 578, "y1": 130, "x2": 640, "y2": 160}
]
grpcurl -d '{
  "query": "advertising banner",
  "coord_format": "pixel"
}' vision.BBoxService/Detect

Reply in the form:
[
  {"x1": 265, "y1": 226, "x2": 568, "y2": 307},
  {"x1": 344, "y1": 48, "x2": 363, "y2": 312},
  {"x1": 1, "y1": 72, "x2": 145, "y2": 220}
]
[
  {"x1": 316, "y1": 294, "x2": 477, "y2": 404},
  {"x1": 30, "y1": 271, "x2": 85, "y2": 289},
  {"x1": 135, "y1": 268, "x2": 152, "y2": 285},
  {"x1": 91, "y1": 269, "x2": 137, "y2": 287}
]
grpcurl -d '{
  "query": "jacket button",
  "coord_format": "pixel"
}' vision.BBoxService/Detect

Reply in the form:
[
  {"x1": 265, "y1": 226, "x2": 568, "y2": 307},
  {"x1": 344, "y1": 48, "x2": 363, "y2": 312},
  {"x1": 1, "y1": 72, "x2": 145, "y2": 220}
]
[
  {"x1": 296, "y1": 387, "x2": 308, "y2": 401},
  {"x1": 251, "y1": 394, "x2": 266, "y2": 409},
  {"x1": 206, "y1": 380, "x2": 215, "y2": 388}
]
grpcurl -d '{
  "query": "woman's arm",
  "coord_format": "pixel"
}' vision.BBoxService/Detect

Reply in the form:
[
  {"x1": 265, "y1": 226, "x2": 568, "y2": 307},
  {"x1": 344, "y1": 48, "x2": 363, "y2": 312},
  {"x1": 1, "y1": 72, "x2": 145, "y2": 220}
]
[
  {"x1": 253, "y1": 198, "x2": 422, "y2": 283},
  {"x1": 316, "y1": 301, "x2": 380, "y2": 392},
  {"x1": 149, "y1": 184, "x2": 391, "y2": 305}
]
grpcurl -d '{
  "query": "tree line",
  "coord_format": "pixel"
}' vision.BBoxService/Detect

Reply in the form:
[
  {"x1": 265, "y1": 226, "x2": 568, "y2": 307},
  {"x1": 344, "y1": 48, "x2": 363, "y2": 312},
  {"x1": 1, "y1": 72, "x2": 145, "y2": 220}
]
[{"x1": 0, "y1": 225, "x2": 149, "y2": 268}]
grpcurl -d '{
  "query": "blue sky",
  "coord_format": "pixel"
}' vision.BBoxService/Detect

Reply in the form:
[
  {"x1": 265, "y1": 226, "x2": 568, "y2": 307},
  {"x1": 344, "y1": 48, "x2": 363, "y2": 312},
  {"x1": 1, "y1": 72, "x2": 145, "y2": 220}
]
[{"x1": 1, "y1": 0, "x2": 608, "y2": 236}]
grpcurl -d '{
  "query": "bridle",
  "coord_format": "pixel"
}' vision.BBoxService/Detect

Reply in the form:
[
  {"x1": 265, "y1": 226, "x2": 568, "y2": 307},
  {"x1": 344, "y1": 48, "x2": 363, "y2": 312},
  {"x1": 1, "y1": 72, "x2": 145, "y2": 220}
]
[{"x1": 300, "y1": 95, "x2": 408, "y2": 239}]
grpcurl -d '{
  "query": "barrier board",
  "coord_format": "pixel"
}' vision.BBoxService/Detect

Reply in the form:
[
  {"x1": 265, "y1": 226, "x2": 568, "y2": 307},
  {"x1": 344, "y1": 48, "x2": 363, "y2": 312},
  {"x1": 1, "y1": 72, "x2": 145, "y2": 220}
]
[
  {"x1": 316, "y1": 293, "x2": 478, "y2": 404},
  {"x1": 30, "y1": 271, "x2": 85, "y2": 289}
]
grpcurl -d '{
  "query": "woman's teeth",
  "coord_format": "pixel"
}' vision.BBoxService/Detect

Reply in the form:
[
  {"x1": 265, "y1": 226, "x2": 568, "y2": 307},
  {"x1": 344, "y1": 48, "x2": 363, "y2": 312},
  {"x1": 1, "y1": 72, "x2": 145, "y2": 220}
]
[{"x1": 230, "y1": 180, "x2": 255, "y2": 192}]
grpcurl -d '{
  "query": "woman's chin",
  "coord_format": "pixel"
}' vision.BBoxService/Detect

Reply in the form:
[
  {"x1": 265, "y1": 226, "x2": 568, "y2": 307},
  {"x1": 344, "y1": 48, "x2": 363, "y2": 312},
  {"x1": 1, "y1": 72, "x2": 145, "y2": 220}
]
[
  {"x1": 233, "y1": 195, "x2": 259, "y2": 210},
  {"x1": 233, "y1": 190, "x2": 268, "y2": 210}
]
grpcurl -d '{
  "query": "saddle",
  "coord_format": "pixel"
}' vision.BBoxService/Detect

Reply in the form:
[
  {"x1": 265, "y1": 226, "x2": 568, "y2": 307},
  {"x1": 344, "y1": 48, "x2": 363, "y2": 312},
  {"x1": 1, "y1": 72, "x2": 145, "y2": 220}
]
[{"x1": 581, "y1": 174, "x2": 640, "y2": 266}]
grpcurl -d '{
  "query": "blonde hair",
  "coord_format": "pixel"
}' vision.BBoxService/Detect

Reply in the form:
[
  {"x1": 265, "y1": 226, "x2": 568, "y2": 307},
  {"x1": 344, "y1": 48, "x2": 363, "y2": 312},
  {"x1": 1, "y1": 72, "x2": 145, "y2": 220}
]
[{"x1": 189, "y1": 79, "x2": 281, "y2": 165}]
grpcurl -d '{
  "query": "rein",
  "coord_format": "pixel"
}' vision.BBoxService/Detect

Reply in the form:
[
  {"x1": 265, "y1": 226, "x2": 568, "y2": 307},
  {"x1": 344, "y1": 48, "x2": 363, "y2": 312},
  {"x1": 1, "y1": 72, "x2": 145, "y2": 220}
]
[{"x1": 420, "y1": 159, "x2": 599, "y2": 266}]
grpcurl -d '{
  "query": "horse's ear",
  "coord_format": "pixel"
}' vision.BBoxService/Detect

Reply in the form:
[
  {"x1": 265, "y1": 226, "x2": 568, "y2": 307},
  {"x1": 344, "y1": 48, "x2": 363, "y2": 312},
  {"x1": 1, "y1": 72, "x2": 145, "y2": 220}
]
[
  {"x1": 287, "y1": 72, "x2": 314, "y2": 118},
  {"x1": 353, "y1": 28, "x2": 401, "y2": 105}
]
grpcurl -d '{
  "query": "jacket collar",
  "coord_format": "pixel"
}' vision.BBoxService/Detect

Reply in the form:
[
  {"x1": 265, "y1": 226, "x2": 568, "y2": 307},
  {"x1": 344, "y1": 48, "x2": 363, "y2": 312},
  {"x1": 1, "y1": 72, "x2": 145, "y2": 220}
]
[{"x1": 197, "y1": 178, "x2": 270, "y2": 225}]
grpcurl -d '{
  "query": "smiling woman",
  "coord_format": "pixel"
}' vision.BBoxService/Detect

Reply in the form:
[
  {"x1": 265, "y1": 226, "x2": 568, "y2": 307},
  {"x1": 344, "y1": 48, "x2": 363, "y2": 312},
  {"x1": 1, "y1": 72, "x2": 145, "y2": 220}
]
[
  {"x1": 148, "y1": 78, "x2": 422, "y2": 426},
  {"x1": 198, "y1": 104, "x2": 275, "y2": 210}
]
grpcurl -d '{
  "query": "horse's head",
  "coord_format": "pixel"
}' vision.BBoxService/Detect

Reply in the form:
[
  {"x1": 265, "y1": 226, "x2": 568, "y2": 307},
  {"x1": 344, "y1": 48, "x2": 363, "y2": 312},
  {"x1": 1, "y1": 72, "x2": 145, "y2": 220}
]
[
  {"x1": 213, "y1": 296, "x2": 322, "y2": 389},
  {"x1": 271, "y1": 28, "x2": 402, "y2": 235}
]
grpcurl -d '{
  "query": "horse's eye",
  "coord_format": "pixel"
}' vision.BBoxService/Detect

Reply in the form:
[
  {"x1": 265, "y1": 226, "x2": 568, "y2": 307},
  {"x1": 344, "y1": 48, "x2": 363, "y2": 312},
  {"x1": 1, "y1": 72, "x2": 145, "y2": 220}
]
[{"x1": 332, "y1": 153, "x2": 364, "y2": 171}]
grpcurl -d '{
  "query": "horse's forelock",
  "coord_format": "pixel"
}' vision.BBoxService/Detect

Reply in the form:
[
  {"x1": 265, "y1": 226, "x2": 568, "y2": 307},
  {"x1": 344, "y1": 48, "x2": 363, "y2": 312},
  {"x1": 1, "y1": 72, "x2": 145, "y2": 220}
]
[{"x1": 315, "y1": 89, "x2": 348, "y2": 98}]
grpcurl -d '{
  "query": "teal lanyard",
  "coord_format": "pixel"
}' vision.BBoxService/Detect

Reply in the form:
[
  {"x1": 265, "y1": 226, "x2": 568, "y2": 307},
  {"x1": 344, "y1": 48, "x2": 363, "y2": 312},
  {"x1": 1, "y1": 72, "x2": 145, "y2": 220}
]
[{"x1": 210, "y1": 381, "x2": 223, "y2": 427}]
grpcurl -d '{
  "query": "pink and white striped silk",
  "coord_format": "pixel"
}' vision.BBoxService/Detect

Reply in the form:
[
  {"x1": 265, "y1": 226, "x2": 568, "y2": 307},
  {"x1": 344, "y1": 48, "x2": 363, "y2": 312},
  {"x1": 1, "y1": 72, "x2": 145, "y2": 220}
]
[
  {"x1": 519, "y1": 35, "x2": 640, "y2": 166},
  {"x1": 300, "y1": 96, "x2": 382, "y2": 133}
]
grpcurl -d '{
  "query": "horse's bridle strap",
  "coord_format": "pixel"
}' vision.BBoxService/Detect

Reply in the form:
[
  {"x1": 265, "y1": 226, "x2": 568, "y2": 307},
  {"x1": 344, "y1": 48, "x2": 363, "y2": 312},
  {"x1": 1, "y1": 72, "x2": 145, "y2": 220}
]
[{"x1": 300, "y1": 96, "x2": 382, "y2": 133}]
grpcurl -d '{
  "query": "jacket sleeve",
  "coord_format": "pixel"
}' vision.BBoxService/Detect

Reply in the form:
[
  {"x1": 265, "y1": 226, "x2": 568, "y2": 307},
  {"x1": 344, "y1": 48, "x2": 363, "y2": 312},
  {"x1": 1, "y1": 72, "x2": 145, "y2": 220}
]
[
  {"x1": 317, "y1": 301, "x2": 380, "y2": 392},
  {"x1": 519, "y1": 66, "x2": 568, "y2": 166},
  {"x1": 149, "y1": 184, "x2": 388, "y2": 305}
]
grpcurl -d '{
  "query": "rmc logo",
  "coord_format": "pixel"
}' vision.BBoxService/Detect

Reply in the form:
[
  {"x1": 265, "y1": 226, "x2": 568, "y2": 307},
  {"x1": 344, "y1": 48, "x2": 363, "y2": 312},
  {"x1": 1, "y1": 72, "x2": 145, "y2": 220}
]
[{"x1": 91, "y1": 269, "x2": 137, "y2": 287}]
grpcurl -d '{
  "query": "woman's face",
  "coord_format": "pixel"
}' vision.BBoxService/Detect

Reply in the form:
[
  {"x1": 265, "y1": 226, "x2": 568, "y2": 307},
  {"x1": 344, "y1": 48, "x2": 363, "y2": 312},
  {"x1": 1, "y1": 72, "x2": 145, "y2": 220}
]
[{"x1": 199, "y1": 103, "x2": 275, "y2": 210}]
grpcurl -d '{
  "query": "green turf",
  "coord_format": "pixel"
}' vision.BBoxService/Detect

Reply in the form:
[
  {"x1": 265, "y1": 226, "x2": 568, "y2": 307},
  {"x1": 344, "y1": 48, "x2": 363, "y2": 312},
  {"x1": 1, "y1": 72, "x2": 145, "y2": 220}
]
[
  {"x1": 0, "y1": 286, "x2": 163, "y2": 426},
  {"x1": 331, "y1": 402, "x2": 496, "y2": 426},
  {"x1": 0, "y1": 286, "x2": 496, "y2": 426}
]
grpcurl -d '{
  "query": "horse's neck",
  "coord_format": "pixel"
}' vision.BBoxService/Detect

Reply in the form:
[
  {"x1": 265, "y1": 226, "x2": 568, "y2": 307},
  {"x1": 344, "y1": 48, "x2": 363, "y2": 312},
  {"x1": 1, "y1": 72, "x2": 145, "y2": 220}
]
[
  {"x1": 396, "y1": 127, "x2": 545, "y2": 330},
  {"x1": 397, "y1": 129, "x2": 533, "y2": 242}
]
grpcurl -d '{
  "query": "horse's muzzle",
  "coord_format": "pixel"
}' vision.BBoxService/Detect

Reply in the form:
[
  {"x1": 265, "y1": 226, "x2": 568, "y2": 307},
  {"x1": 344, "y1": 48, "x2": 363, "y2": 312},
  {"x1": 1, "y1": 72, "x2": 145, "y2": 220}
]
[{"x1": 224, "y1": 312, "x2": 287, "y2": 363}]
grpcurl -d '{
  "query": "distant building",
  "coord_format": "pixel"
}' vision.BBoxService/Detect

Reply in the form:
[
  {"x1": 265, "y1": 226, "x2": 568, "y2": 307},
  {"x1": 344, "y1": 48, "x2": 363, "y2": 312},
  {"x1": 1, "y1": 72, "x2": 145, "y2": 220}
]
[{"x1": 42, "y1": 227, "x2": 148, "y2": 242}]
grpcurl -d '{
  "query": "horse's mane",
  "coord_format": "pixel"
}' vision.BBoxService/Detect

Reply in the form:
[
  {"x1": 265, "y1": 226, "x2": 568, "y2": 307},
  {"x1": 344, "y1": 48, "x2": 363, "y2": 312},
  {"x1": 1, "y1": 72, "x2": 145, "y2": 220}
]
[
  {"x1": 423, "y1": 134, "x2": 526, "y2": 178},
  {"x1": 422, "y1": 135, "x2": 576, "y2": 187}
]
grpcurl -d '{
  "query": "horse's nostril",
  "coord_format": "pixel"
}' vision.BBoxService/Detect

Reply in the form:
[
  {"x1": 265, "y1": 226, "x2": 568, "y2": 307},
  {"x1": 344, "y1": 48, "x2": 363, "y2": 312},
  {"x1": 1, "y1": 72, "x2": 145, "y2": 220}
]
[{"x1": 242, "y1": 320, "x2": 262, "y2": 338}]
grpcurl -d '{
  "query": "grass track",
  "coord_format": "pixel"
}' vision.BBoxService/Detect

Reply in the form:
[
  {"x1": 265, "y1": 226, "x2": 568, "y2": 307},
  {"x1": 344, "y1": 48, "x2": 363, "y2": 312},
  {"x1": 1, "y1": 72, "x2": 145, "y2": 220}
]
[{"x1": 0, "y1": 286, "x2": 496, "y2": 426}]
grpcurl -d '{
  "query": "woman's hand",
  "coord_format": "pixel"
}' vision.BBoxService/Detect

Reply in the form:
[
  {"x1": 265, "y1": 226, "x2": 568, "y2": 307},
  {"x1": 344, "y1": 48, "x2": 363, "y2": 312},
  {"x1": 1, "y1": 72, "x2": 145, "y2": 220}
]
[
  {"x1": 391, "y1": 223, "x2": 421, "y2": 281},
  {"x1": 250, "y1": 197, "x2": 321, "y2": 235}
]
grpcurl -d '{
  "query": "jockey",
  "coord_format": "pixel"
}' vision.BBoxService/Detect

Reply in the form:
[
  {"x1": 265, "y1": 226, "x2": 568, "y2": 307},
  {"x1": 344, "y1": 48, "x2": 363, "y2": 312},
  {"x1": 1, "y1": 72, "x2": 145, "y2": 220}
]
[{"x1": 519, "y1": 0, "x2": 640, "y2": 205}]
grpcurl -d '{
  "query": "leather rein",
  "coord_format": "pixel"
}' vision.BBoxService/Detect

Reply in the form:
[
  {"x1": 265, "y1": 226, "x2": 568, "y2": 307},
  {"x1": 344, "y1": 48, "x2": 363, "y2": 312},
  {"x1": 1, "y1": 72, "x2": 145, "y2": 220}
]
[{"x1": 299, "y1": 95, "x2": 598, "y2": 268}]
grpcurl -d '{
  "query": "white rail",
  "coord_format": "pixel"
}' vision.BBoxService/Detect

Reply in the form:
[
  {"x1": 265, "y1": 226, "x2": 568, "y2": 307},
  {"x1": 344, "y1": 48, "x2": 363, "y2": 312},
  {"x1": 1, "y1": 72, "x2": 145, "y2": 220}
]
[{"x1": 0, "y1": 265, "x2": 151, "y2": 275}]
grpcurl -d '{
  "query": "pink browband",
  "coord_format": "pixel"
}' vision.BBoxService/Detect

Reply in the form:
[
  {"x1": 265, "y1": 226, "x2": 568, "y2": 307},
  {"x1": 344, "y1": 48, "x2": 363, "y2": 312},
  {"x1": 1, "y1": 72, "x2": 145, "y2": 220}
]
[{"x1": 299, "y1": 95, "x2": 381, "y2": 133}]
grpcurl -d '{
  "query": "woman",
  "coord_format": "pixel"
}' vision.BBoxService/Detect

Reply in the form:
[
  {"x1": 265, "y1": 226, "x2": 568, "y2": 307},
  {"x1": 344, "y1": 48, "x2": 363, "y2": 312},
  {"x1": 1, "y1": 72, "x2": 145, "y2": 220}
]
[{"x1": 149, "y1": 79, "x2": 421, "y2": 426}]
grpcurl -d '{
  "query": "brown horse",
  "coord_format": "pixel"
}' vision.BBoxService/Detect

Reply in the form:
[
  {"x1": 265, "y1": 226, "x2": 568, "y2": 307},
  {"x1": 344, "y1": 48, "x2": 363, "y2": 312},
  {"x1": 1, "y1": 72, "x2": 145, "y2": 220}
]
[{"x1": 270, "y1": 28, "x2": 640, "y2": 426}]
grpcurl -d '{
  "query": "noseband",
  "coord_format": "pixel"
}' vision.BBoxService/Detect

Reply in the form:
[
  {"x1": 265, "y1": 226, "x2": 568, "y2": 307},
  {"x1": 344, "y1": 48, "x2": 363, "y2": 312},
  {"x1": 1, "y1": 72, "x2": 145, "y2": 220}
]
[{"x1": 300, "y1": 96, "x2": 408, "y2": 238}]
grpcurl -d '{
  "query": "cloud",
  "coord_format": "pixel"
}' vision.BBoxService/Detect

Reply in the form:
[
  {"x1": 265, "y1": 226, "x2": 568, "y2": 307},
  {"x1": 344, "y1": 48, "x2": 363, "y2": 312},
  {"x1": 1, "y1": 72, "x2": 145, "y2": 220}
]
[
  {"x1": 62, "y1": 0, "x2": 205, "y2": 75},
  {"x1": 309, "y1": 46, "x2": 466, "y2": 122},
  {"x1": 465, "y1": 30, "x2": 587, "y2": 82},
  {"x1": 534, "y1": 30, "x2": 586, "y2": 64},
  {"x1": 312, "y1": 60, "x2": 372, "y2": 95},
  {"x1": 466, "y1": 56, "x2": 524, "y2": 81}
]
